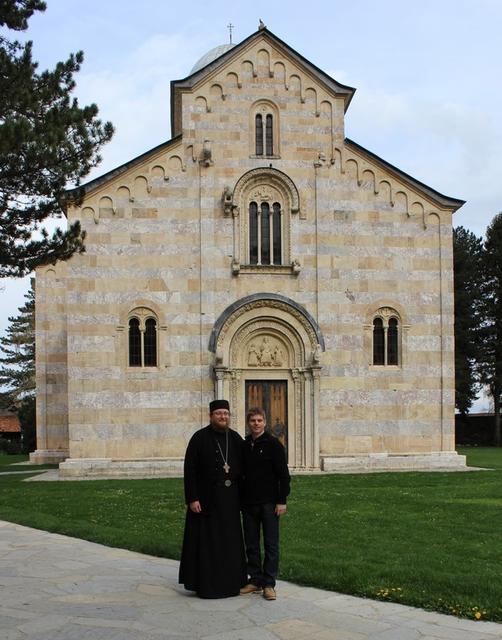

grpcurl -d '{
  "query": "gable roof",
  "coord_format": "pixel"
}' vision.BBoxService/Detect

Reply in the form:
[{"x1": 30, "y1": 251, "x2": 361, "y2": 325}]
[
  {"x1": 64, "y1": 135, "x2": 182, "y2": 205},
  {"x1": 346, "y1": 138, "x2": 465, "y2": 211},
  {"x1": 170, "y1": 27, "x2": 356, "y2": 137},
  {"x1": 65, "y1": 29, "x2": 463, "y2": 211},
  {"x1": 66, "y1": 135, "x2": 464, "y2": 212}
]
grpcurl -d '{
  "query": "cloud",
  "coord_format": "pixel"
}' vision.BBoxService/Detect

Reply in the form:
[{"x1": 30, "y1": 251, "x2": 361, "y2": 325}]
[{"x1": 73, "y1": 33, "x2": 204, "y2": 180}]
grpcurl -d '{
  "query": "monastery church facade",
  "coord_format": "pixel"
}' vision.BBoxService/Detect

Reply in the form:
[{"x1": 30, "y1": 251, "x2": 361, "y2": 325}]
[{"x1": 32, "y1": 26, "x2": 466, "y2": 476}]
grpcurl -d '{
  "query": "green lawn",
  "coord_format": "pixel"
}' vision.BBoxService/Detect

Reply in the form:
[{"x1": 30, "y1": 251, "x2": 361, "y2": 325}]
[
  {"x1": 457, "y1": 445, "x2": 502, "y2": 470},
  {"x1": 0, "y1": 448, "x2": 501, "y2": 621},
  {"x1": 0, "y1": 453, "x2": 29, "y2": 468},
  {"x1": 0, "y1": 453, "x2": 57, "y2": 472}
]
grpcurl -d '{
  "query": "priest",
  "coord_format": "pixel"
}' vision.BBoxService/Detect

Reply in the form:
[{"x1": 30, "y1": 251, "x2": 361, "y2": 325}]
[{"x1": 179, "y1": 399, "x2": 247, "y2": 598}]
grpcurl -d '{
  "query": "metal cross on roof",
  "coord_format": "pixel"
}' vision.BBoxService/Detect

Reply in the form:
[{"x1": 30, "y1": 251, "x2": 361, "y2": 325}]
[{"x1": 227, "y1": 22, "x2": 234, "y2": 44}]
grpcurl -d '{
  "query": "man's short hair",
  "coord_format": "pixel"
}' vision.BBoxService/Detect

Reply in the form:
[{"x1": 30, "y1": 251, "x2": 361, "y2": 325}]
[{"x1": 246, "y1": 407, "x2": 267, "y2": 422}]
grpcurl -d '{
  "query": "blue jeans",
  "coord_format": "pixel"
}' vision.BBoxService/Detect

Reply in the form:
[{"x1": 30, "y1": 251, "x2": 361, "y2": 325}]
[{"x1": 242, "y1": 503, "x2": 279, "y2": 588}]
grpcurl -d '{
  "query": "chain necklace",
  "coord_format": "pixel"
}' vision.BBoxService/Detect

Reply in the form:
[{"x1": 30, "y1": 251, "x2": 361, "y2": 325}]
[{"x1": 215, "y1": 429, "x2": 230, "y2": 474}]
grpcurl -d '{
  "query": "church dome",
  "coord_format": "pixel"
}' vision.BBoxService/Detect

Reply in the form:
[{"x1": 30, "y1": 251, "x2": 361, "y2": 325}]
[{"x1": 190, "y1": 43, "x2": 236, "y2": 74}]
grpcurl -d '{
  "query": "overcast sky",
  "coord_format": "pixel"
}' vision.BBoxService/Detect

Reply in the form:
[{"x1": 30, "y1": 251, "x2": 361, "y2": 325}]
[{"x1": 1, "y1": 0, "x2": 501, "y2": 408}]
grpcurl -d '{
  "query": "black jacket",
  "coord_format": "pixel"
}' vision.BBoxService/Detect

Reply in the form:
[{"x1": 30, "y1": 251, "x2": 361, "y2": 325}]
[
  {"x1": 242, "y1": 431, "x2": 290, "y2": 505},
  {"x1": 183, "y1": 425, "x2": 244, "y2": 513}
]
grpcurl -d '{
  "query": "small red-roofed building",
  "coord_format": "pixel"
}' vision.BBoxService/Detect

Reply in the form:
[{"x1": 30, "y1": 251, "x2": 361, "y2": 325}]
[{"x1": 0, "y1": 410, "x2": 21, "y2": 442}]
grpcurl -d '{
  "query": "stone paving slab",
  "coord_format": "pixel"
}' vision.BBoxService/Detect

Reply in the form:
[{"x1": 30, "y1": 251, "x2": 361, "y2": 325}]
[{"x1": 0, "y1": 520, "x2": 501, "y2": 640}]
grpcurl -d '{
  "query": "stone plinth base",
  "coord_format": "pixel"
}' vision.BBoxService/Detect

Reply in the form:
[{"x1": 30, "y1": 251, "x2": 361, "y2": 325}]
[
  {"x1": 321, "y1": 451, "x2": 467, "y2": 473},
  {"x1": 59, "y1": 458, "x2": 184, "y2": 479},
  {"x1": 29, "y1": 449, "x2": 69, "y2": 465}
]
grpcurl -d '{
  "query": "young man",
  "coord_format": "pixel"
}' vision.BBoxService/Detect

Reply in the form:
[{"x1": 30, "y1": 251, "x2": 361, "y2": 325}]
[
  {"x1": 179, "y1": 399, "x2": 247, "y2": 598},
  {"x1": 240, "y1": 407, "x2": 291, "y2": 601}
]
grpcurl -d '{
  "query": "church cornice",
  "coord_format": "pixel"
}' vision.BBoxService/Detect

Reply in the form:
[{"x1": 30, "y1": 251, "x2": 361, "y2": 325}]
[
  {"x1": 62, "y1": 135, "x2": 183, "y2": 211},
  {"x1": 344, "y1": 138, "x2": 465, "y2": 212}
]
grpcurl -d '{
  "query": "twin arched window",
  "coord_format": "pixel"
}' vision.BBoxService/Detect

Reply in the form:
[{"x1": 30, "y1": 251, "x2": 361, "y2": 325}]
[
  {"x1": 128, "y1": 310, "x2": 157, "y2": 367},
  {"x1": 252, "y1": 101, "x2": 279, "y2": 157},
  {"x1": 249, "y1": 201, "x2": 282, "y2": 265},
  {"x1": 255, "y1": 113, "x2": 274, "y2": 156},
  {"x1": 373, "y1": 315, "x2": 399, "y2": 366}
]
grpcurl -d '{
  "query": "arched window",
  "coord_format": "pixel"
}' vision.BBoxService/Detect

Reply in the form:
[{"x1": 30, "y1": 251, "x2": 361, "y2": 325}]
[
  {"x1": 231, "y1": 167, "x2": 300, "y2": 275},
  {"x1": 144, "y1": 318, "x2": 157, "y2": 366},
  {"x1": 128, "y1": 309, "x2": 158, "y2": 367},
  {"x1": 372, "y1": 318, "x2": 384, "y2": 365},
  {"x1": 128, "y1": 318, "x2": 142, "y2": 366},
  {"x1": 249, "y1": 201, "x2": 282, "y2": 265},
  {"x1": 372, "y1": 311, "x2": 400, "y2": 366},
  {"x1": 255, "y1": 114, "x2": 263, "y2": 156},
  {"x1": 387, "y1": 318, "x2": 399, "y2": 365},
  {"x1": 251, "y1": 101, "x2": 279, "y2": 157},
  {"x1": 266, "y1": 114, "x2": 273, "y2": 156}
]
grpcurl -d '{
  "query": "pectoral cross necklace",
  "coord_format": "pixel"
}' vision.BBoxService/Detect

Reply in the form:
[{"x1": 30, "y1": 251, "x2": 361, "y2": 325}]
[{"x1": 216, "y1": 429, "x2": 230, "y2": 473}]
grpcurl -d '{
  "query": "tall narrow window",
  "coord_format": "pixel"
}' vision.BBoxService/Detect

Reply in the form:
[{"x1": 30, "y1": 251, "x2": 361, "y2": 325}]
[
  {"x1": 144, "y1": 318, "x2": 157, "y2": 367},
  {"x1": 248, "y1": 200, "x2": 283, "y2": 266},
  {"x1": 260, "y1": 202, "x2": 270, "y2": 265},
  {"x1": 128, "y1": 310, "x2": 158, "y2": 367},
  {"x1": 373, "y1": 318, "x2": 384, "y2": 365},
  {"x1": 249, "y1": 202, "x2": 258, "y2": 264},
  {"x1": 272, "y1": 203, "x2": 281, "y2": 264},
  {"x1": 387, "y1": 318, "x2": 399, "y2": 365},
  {"x1": 265, "y1": 114, "x2": 273, "y2": 155},
  {"x1": 255, "y1": 114, "x2": 263, "y2": 156},
  {"x1": 129, "y1": 318, "x2": 142, "y2": 366}
]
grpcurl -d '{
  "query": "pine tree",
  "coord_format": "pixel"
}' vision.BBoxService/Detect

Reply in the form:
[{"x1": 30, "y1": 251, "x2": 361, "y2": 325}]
[
  {"x1": 0, "y1": 0, "x2": 114, "y2": 277},
  {"x1": 452, "y1": 227, "x2": 484, "y2": 414},
  {"x1": 479, "y1": 213, "x2": 502, "y2": 446},
  {"x1": 0, "y1": 282, "x2": 35, "y2": 408}
]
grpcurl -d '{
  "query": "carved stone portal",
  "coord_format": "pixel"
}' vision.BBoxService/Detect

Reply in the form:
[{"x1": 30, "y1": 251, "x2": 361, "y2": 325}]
[{"x1": 213, "y1": 298, "x2": 322, "y2": 469}]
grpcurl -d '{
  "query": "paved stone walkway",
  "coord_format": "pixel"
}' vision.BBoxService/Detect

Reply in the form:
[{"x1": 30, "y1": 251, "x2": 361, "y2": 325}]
[{"x1": 1, "y1": 520, "x2": 501, "y2": 640}]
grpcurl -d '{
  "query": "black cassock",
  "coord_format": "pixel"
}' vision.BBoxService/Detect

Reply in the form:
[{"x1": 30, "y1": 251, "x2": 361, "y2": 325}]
[{"x1": 179, "y1": 425, "x2": 247, "y2": 598}]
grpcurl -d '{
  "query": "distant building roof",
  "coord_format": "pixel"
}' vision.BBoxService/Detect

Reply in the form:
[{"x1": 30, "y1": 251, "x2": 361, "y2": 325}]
[
  {"x1": 456, "y1": 412, "x2": 496, "y2": 418},
  {"x1": 0, "y1": 413, "x2": 21, "y2": 433}
]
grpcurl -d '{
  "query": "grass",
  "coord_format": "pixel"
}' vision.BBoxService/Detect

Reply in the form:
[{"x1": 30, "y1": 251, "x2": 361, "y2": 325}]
[
  {"x1": 457, "y1": 445, "x2": 502, "y2": 470},
  {"x1": 0, "y1": 447, "x2": 501, "y2": 621},
  {"x1": 0, "y1": 453, "x2": 57, "y2": 472}
]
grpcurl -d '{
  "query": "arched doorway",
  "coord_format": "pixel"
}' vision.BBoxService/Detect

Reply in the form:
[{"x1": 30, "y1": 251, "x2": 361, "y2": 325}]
[{"x1": 210, "y1": 294, "x2": 323, "y2": 469}]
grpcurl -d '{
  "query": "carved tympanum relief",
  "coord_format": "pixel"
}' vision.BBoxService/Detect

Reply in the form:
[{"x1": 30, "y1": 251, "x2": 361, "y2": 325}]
[
  {"x1": 377, "y1": 307, "x2": 399, "y2": 322},
  {"x1": 249, "y1": 186, "x2": 280, "y2": 203},
  {"x1": 247, "y1": 336, "x2": 286, "y2": 367}
]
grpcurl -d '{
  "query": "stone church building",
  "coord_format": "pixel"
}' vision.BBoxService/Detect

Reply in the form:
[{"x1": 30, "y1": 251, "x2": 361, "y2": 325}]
[{"x1": 31, "y1": 26, "x2": 466, "y2": 477}]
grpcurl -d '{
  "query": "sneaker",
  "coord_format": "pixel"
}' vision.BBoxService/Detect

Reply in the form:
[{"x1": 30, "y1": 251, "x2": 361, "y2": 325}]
[
  {"x1": 263, "y1": 587, "x2": 276, "y2": 601},
  {"x1": 240, "y1": 583, "x2": 262, "y2": 595}
]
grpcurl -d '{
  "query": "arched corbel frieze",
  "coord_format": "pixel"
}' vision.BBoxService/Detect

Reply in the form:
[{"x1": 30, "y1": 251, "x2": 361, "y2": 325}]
[{"x1": 226, "y1": 71, "x2": 242, "y2": 89}]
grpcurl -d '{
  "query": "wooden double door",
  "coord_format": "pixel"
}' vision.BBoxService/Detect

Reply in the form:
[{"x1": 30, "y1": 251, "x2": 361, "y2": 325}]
[{"x1": 245, "y1": 380, "x2": 288, "y2": 449}]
